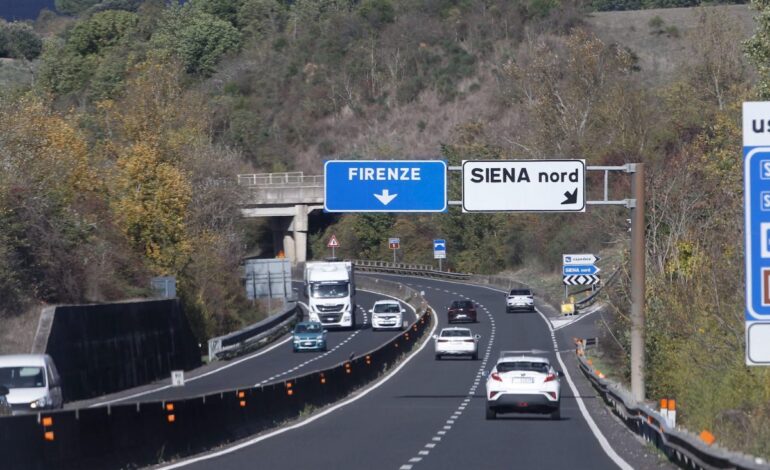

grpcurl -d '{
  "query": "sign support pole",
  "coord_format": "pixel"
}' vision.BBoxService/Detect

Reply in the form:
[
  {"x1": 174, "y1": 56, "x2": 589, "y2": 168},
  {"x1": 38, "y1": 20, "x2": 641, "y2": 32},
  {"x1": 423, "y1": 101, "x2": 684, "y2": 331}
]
[
  {"x1": 393, "y1": 248, "x2": 397, "y2": 265},
  {"x1": 439, "y1": 258, "x2": 442, "y2": 271},
  {"x1": 630, "y1": 163, "x2": 646, "y2": 402}
]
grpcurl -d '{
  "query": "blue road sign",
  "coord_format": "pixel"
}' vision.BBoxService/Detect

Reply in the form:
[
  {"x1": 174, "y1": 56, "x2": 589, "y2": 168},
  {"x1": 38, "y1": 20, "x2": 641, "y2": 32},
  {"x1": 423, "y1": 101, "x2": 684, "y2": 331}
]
[
  {"x1": 744, "y1": 146, "x2": 770, "y2": 322},
  {"x1": 563, "y1": 265, "x2": 599, "y2": 276},
  {"x1": 434, "y1": 239, "x2": 446, "y2": 259},
  {"x1": 324, "y1": 160, "x2": 447, "y2": 212}
]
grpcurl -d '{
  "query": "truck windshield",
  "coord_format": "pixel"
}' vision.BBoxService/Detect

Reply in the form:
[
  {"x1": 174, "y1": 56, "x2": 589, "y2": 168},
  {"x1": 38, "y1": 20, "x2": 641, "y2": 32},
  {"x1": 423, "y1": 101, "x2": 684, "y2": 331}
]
[
  {"x1": 311, "y1": 282, "x2": 349, "y2": 298},
  {"x1": 0, "y1": 367, "x2": 46, "y2": 388}
]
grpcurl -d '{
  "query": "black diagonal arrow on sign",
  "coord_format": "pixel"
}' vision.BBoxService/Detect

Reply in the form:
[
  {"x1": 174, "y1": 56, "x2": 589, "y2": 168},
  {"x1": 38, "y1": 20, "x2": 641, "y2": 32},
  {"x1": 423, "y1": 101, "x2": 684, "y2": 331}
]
[
  {"x1": 561, "y1": 188, "x2": 578, "y2": 205},
  {"x1": 563, "y1": 274, "x2": 600, "y2": 285}
]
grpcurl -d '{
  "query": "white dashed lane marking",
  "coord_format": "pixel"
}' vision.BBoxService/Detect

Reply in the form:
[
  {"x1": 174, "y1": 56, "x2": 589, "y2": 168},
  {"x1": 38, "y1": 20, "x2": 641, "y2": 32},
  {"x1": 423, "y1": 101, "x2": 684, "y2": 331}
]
[
  {"x1": 399, "y1": 292, "x2": 497, "y2": 469},
  {"x1": 254, "y1": 306, "x2": 370, "y2": 387}
]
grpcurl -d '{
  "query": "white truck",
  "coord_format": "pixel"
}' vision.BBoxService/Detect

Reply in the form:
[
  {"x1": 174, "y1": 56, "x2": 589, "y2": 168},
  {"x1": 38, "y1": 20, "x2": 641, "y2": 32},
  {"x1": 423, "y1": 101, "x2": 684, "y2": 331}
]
[{"x1": 304, "y1": 261, "x2": 356, "y2": 330}]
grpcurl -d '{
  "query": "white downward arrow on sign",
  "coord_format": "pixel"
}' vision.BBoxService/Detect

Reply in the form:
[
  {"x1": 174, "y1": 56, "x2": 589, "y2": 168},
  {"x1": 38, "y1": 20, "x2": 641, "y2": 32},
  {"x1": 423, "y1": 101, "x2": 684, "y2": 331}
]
[{"x1": 374, "y1": 189, "x2": 398, "y2": 205}]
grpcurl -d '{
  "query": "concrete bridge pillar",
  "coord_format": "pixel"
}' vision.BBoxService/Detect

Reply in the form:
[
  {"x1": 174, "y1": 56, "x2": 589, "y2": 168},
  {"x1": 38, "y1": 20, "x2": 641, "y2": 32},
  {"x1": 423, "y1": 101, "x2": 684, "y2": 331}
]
[
  {"x1": 293, "y1": 204, "x2": 308, "y2": 264},
  {"x1": 265, "y1": 206, "x2": 309, "y2": 264}
]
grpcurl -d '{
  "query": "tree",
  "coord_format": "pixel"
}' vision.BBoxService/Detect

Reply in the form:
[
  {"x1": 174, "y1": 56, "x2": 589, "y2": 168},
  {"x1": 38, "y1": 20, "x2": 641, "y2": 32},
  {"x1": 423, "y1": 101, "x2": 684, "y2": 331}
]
[
  {"x1": 67, "y1": 10, "x2": 138, "y2": 55},
  {"x1": 745, "y1": 0, "x2": 770, "y2": 98},
  {"x1": 111, "y1": 140, "x2": 193, "y2": 274},
  {"x1": 0, "y1": 22, "x2": 43, "y2": 60},
  {"x1": 151, "y1": 4, "x2": 241, "y2": 75}
]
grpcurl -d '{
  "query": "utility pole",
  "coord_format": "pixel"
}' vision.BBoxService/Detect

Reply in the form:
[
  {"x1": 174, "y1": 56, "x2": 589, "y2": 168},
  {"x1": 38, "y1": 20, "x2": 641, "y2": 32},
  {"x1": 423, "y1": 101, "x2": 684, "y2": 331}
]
[{"x1": 629, "y1": 163, "x2": 646, "y2": 402}]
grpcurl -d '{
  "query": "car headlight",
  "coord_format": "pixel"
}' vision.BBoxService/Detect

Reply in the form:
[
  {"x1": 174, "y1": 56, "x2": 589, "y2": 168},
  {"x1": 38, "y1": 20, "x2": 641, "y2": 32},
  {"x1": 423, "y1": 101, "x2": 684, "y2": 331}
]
[
  {"x1": 315, "y1": 336, "x2": 324, "y2": 341},
  {"x1": 30, "y1": 397, "x2": 49, "y2": 409}
]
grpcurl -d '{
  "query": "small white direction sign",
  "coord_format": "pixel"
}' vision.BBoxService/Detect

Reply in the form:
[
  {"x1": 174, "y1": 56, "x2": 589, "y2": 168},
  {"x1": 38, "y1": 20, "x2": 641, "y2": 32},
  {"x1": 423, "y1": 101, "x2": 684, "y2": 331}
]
[
  {"x1": 462, "y1": 160, "x2": 585, "y2": 212},
  {"x1": 563, "y1": 254, "x2": 599, "y2": 265},
  {"x1": 171, "y1": 370, "x2": 185, "y2": 387}
]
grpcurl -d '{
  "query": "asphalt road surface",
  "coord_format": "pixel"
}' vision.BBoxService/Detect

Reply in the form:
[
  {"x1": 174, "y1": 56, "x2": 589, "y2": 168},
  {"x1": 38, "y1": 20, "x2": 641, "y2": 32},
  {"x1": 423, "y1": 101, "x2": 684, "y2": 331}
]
[{"x1": 152, "y1": 275, "x2": 660, "y2": 470}]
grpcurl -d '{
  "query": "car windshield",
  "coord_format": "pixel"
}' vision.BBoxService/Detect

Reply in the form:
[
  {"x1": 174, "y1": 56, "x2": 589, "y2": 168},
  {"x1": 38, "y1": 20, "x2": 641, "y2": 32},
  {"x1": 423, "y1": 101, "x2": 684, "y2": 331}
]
[
  {"x1": 311, "y1": 282, "x2": 348, "y2": 298},
  {"x1": 374, "y1": 303, "x2": 400, "y2": 313},
  {"x1": 451, "y1": 300, "x2": 473, "y2": 309},
  {"x1": 497, "y1": 361, "x2": 549, "y2": 374},
  {"x1": 441, "y1": 330, "x2": 471, "y2": 338},
  {"x1": 0, "y1": 366, "x2": 46, "y2": 388},
  {"x1": 509, "y1": 289, "x2": 531, "y2": 296},
  {"x1": 296, "y1": 324, "x2": 322, "y2": 333}
]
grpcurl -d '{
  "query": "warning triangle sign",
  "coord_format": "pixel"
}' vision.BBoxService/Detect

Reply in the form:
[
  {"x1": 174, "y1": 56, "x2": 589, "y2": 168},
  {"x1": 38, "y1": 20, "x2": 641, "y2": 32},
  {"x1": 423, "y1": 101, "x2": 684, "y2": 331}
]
[{"x1": 327, "y1": 234, "x2": 340, "y2": 248}]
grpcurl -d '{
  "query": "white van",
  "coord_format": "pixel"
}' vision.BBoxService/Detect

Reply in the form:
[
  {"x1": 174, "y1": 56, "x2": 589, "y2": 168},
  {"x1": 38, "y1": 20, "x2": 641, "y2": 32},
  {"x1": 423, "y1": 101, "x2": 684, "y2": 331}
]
[{"x1": 0, "y1": 354, "x2": 63, "y2": 413}]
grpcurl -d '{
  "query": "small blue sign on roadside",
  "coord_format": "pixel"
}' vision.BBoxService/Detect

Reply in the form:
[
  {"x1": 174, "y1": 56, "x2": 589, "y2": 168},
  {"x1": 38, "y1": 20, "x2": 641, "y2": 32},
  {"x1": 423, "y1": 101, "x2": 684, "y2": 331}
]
[
  {"x1": 433, "y1": 239, "x2": 446, "y2": 259},
  {"x1": 563, "y1": 265, "x2": 599, "y2": 276},
  {"x1": 324, "y1": 160, "x2": 447, "y2": 212}
]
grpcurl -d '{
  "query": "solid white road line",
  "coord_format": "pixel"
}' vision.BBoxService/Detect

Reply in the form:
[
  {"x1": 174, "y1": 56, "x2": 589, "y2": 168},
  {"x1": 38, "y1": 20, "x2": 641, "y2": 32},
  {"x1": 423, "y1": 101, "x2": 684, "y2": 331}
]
[{"x1": 155, "y1": 304, "x2": 436, "y2": 469}]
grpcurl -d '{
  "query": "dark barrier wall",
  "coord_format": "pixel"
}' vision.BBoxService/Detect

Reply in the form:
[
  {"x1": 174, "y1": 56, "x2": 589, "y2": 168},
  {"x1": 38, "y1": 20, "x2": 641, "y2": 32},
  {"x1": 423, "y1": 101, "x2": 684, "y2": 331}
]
[
  {"x1": 45, "y1": 299, "x2": 201, "y2": 401},
  {"x1": 0, "y1": 310, "x2": 432, "y2": 470}
]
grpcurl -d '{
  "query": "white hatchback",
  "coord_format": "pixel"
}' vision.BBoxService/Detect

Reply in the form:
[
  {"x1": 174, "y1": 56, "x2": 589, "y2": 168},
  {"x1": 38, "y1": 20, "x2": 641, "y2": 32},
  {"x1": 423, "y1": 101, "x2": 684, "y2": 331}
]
[
  {"x1": 485, "y1": 352, "x2": 562, "y2": 420},
  {"x1": 433, "y1": 327, "x2": 480, "y2": 360}
]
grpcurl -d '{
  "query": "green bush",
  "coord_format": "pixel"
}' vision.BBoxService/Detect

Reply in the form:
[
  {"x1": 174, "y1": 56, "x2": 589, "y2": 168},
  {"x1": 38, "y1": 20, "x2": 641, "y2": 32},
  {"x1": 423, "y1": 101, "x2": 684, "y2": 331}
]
[{"x1": 0, "y1": 23, "x2": 43, "y2": 60}]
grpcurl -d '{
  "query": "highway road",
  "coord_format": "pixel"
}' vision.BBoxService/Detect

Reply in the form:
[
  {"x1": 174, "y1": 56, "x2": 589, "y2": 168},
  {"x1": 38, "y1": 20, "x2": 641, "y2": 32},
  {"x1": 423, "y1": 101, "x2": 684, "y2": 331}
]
[
  {"x1": 73, "y1": 288, "x2": 413, "y2": 407},
  {"x1": 150, "y1": 275, "x2": 661, "y2": 470}
]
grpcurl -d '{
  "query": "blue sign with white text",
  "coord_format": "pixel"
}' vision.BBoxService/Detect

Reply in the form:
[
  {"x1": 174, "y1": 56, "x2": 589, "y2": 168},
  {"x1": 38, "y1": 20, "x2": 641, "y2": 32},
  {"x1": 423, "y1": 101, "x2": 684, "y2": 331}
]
[
  {"x1": 563, "y1": 265, "x2": 599, "y2": 275},
  {"x1": 744, "y1": 147, "x2": 770, "y2": 321},
  {"x1": 324, "y1": 160, "x2": 447, "y2": 212}
]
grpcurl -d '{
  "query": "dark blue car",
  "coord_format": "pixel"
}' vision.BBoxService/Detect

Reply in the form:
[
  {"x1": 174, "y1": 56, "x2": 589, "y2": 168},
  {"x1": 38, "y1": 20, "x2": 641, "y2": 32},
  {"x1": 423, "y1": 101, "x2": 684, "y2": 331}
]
[{"x1": 292, "y1": 322, "x2": 327, "y2": 352}]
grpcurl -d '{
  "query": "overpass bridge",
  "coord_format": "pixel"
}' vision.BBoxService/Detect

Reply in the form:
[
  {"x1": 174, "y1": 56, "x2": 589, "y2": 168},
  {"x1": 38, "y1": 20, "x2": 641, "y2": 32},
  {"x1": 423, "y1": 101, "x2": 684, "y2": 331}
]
[{"x1": 238, "y1": 172, "x2": 323, "y2": 264}]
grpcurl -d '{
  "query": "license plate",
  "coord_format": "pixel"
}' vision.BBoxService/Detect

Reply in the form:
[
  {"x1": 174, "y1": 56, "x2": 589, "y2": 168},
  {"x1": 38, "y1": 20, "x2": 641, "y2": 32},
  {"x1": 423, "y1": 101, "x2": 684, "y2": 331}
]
[{"x1": 511, "y1": 377, "x2": 534, "y2": 384}]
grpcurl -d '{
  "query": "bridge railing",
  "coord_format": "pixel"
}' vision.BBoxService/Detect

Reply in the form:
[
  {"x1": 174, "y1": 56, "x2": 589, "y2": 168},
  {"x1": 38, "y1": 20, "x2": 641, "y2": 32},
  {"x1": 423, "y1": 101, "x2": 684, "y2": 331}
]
[{"x1": 237, "y1": 172, "x2": 323, "y2": 187}]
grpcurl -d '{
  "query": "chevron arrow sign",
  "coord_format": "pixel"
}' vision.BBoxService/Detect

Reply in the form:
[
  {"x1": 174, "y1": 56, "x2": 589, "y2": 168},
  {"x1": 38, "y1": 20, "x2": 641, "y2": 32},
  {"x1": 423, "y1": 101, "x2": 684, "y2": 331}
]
[{"x1": 563, "y1": 275, "x2": 600, "y2": 286}]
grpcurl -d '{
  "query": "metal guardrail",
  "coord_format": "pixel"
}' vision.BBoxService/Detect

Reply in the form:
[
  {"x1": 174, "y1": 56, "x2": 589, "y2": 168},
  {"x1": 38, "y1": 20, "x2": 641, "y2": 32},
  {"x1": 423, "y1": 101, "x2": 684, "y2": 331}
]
[
  {"x1": 577, "y1": 343, "x2": 770, "y2": 470},
  {"x1": 574, "y1": 266, "x2": 620, "y2": 310},
  {"x1": 352, "y1": 260, "x2": 472, "y2": 280},
  {"x1": 208, "y1": 301, "x2": 301, "y2": 360}
]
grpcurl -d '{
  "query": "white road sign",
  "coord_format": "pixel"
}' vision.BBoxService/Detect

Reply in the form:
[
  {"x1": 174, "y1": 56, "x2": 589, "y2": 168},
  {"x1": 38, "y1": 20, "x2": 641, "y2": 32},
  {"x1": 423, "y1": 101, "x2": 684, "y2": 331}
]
[
  {"x1": 563, "y1": 254, "x2": 599, "y2": 265},
  {"x1": 462, "y1": 160, "x2": 585, "y2": 212}
]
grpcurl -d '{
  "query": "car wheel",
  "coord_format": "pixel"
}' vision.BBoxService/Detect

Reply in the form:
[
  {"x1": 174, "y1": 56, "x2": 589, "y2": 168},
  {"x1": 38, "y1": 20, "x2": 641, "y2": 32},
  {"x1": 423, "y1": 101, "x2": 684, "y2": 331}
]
[
  {"x1": 472, "y1": 353, "x2": 478, "y2": 360},
  {"x1": 550, "y1": 406, "x2": 561, "y2": 420},
  {"x1": 530, "y1": 306, "x2": 535, "y2": 312},
  {"x1": 486, "y1": 406, "x2": 496, "y2": 420},
  {"x1": 293, "y1": 347, "x2": 298, "y2": 353},
  {"x1": 435, "y1": 354, "x2": 442, "y2": 360}
]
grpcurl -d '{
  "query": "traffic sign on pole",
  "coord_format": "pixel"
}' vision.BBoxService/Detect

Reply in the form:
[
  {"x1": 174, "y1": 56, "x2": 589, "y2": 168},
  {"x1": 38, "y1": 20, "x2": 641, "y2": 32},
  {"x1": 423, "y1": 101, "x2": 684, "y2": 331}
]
[
  {"x1": 563, "y1": 275, "x2": 600, "y2": 286},
  {"x1": 563, "y1": 254, "x2": 599, "y2": 265},
  {"x1": 462, "y1": 160, "x2": 585, "y2": 212},
  {"x1": 327, "y1": 234, "x2": 340, "y2": 258},
  {"x1": 743, "y1": 102, "x2": 770, "y2": 365},
  {"x1": 389, "y1": 238, "x2": 400, "y2": 250},
  {"x1": 563, "y1": 265, "x2": 600, "y2": 276},
  {"x1": 433, "y1": 239, "x2": 446, "y2": 259},
  {"x1": 324, "y1": 160, "x2": 447, "y2": 212}
]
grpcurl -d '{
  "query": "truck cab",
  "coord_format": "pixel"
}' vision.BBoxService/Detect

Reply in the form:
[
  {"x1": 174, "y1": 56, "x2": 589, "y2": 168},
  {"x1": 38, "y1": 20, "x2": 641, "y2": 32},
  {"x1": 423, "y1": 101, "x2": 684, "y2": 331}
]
[{"x1": 305, "y1": 261, "x2": 356, "y2": 329}]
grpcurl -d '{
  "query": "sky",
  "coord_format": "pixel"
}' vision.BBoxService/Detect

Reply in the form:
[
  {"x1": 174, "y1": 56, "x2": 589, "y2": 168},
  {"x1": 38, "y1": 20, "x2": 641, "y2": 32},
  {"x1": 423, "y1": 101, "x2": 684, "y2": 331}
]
[{"x1": 0, "y1": 0, "x2": 57, "y2": 21}]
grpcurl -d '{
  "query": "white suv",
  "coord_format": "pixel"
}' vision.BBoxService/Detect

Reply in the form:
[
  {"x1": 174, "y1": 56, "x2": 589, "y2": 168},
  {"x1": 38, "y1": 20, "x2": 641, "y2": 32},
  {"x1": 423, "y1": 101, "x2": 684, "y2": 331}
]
[
  {"x1": 370, "y1": 300, "x2": 405, "y2": 331},
  {"x1": 485, "y1": 352, "x2": 562, "y2": 420},
  {"x1": 506, "y1": 289, "x2": 534, "y2": 312}
]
